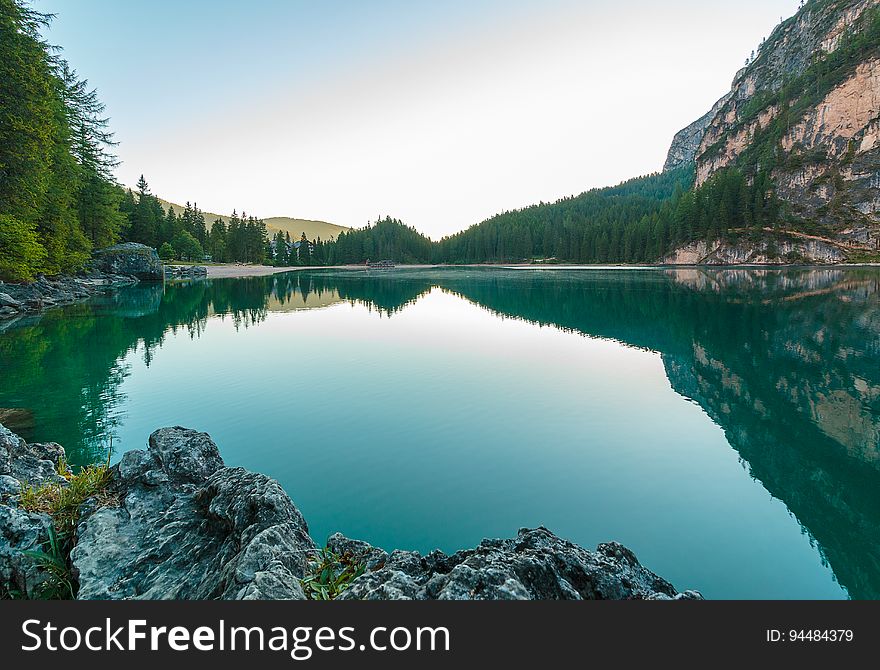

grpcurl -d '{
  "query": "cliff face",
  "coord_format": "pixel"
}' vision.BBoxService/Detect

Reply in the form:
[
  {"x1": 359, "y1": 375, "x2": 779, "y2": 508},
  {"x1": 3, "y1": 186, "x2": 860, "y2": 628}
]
[
  {"x1": 664, "y1": 0, "x2": 880, "y2": 260},
  {"x1": 663, "y1": 93, "x2": 732, "y2": 171}
]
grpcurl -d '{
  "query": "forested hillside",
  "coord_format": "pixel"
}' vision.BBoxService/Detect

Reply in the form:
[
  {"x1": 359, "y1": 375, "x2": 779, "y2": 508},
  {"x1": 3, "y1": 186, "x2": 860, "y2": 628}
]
[
  {"x1": 0, "y1": 1, "x2": 273, "y2": 279},
  {"x1": 4, "y1": 0, "x2": 876, "y2": 276},
  {"x1": 323, "y1": 167, "x2": 776, "y2": 266},
  {"x1": 437, "y1": 169, "x2": 694, "y2": 264}
]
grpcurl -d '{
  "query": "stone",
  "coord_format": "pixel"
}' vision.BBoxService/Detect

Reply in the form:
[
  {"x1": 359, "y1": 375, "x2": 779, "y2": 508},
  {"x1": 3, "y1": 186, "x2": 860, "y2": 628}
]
[
  {"x1": 0, "y1": 424, "x2": 67, "y2": 487},
  {"x1": 663, "y1": 92, "x2": 732, "y2": 172},
  {"x1": 91, "y1": 243, "x2": 164, "y2": 281},
  {"x1": 0, "y1": 293, "x2": 21, "y2": 309},
  {"x1": 666, "y1": 0, "x2": 880, "y2": 237},
  {"x1": 71, "y1": 426, "x2": 315, "y2": 600},
  {"x1": 333, "y1": 527, "x2": 702, "y2": 601},
  {"x1": 0, "y1": 505, "x2": 52, "y2": 597}
]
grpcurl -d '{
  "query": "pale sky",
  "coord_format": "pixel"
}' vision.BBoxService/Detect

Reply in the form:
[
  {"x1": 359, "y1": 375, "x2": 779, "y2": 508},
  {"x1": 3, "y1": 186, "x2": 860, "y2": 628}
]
[{"x1": 36, "y1": 0, "x2": 800, "y2": 238}]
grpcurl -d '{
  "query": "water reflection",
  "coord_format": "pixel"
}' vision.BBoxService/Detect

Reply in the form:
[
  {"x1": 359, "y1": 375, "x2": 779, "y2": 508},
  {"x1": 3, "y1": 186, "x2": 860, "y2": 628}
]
[{"x1": 0, "y1": 267, "x2": 878, "y2": 598}]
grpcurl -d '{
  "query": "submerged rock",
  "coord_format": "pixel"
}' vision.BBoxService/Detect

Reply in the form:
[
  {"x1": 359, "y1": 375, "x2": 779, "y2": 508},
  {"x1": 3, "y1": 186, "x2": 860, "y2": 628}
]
[
  {"x1": 329, "y1": 528, "x2": 701, "y2": 600},
  {"x1": 91, "y1": 242, "x2": 164, "y2": 281},
  {"x1": 71, "y1": 427, "x2": 315, "y2": 600}
]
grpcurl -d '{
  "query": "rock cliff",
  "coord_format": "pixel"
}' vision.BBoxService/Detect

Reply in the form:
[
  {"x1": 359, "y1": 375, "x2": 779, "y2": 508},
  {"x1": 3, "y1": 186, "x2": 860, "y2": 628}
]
[
  {"x1": 0, "y1": 424, "x2": 701, "y2": 600},
  {"x1": 664, "y1": 0, "x2": 880, "y2": 260}
]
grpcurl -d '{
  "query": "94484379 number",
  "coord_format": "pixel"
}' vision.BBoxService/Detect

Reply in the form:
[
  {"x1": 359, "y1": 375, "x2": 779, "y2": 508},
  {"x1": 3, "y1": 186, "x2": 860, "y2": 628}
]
[{"x1": 766, "y1": 629, "x2": 854, "y2": 643}]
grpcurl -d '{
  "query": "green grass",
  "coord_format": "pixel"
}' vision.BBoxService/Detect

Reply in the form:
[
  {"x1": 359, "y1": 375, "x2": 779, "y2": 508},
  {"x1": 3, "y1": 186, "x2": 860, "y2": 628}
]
[
  {"x1": 19, "y1": 459, "x2": 113, "y2": 537},
  {"x1": 16, "y1": 456, "x2": 115, "y2": 599},
  {"x1": 301, "y1": 547, "x2": 366, "y2": 600}
]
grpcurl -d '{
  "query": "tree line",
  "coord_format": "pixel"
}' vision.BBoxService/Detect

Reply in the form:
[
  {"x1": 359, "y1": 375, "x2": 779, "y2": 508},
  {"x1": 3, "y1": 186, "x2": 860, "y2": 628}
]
[
  {"x1": 124, "y1": 175, "x2": 268, "y2": 264},
  {"x1": 319, "y1": 168, "x2": 779, "y2": 266},
  {"x1": 0, "y1": 0, "x2": 125, "y2": 280}
]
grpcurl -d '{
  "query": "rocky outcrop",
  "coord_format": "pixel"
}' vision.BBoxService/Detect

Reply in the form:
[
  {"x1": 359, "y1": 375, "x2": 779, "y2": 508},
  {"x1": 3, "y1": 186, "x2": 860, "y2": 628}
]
[
  {"x1": 71, "y1": 427, "x2": 315, "y2": 600},
  {"x1": 0, "y1": 423, "x2": 700, "y2": 600},
  {"x1": 662, "y1": 235, "x2": 848, "y2": 265},
  {"x1": 165, "y1": 265, "x2": 208, "y2": 279},
  {"x1": 0, "y1": 425, "x2": 65, "y2": 597},
  {"x1": 665, "y1": 0, "x2": 880, "y2": 247},
  {"x1": 329, "y1": 529, "x2": 701, "y2": 600},
  {"x1": 91, "y1": 243, "x2": 164, "y2": 281}
]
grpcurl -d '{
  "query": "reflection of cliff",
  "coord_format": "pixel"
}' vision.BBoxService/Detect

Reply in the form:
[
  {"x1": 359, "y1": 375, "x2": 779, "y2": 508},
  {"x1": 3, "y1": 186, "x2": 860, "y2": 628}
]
[{"x1": 439, "y1": 267, "x2": 880, "y2": 599}]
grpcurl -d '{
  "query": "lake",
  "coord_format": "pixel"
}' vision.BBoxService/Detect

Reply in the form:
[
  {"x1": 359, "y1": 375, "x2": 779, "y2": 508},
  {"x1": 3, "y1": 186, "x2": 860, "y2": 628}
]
[{"x1": 1, "y1": 267, "x2": 878, "y2": 600}]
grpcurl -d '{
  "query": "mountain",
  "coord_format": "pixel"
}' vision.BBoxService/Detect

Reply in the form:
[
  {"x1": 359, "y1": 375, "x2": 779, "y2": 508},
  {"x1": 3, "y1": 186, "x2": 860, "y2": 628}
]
[
  {"x1": 154, "y1": 195, "x2": 349, "y2": 242},
  {"x1": 663, "y1": 0, "x2": 880, "y2": 263}
]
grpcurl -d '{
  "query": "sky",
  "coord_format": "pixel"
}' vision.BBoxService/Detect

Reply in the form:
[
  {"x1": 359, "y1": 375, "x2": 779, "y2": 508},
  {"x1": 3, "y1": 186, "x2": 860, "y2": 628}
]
[{"x1": 35, "y1": 0, "x2": 801, "y2": 238}]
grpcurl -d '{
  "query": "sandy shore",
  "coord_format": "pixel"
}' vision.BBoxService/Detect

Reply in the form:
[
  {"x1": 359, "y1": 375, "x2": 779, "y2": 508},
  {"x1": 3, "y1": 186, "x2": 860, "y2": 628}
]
[
  {"x1": 204, "y1": 264, "x2": 330, "y2": 278},
  {"x1": 204, "y1": 264, "x2": 445, "y2": 278}
]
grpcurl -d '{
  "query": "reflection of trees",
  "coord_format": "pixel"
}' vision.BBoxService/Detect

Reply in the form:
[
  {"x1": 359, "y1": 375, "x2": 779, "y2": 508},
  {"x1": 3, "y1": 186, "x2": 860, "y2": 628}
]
[
  {"x1": 2, "y1": 267, "x2": 879, "y2": 597},
  {"x1": 0, "y1": 278, "x2": 272, "y2": 463}
]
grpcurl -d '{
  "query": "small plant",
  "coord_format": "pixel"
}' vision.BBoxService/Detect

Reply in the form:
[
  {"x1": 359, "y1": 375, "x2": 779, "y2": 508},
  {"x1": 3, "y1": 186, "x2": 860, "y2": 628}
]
[
  {"x1": 21, "y1": 526, "x2": 76, "y2": 600},
  {"x1": 301, "y1": 547, "x2": 366, "y2": 600},
  {"x1": 17, "y1": 445, "x2": 116, "y2": 600},
  {"x1": 19, "y1": 459, "x2": 113, "y2": 537}
]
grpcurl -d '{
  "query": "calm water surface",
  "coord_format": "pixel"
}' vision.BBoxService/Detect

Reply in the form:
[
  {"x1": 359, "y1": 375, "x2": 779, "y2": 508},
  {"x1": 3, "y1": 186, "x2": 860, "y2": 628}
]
[{"x1": 1, "y1": 267, "x2": 878, "y2": 600}]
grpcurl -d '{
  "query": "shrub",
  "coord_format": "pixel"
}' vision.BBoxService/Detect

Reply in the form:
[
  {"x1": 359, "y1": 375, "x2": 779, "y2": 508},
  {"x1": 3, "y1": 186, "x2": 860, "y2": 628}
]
[
  {"x1": 171, "y1": 230, "x2": 204, "y2": 261},
  {"x1": 301, "y1": 547, "x2": 366, "y2": 600},
  {"x1": 0, "y1": 215, "x2": 47, "y2": 281},
  {"x1": 158, "y1": 242, "x2": 175, "y2": 261}
]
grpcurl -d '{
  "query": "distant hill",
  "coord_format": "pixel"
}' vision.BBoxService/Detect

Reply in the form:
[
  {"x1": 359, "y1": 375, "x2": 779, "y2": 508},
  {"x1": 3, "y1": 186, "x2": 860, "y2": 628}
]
[{"x1": 153, "y1": 195, "x2": 350, "y2": 242}]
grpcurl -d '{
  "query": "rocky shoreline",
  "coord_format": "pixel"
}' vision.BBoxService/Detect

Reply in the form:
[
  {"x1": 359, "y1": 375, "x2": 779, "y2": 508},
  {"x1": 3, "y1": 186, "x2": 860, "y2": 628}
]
[
  {"x1": 0, "y1": 423, "x2": 702, "y2": 600},
  {"x1": 0, "y1": 273, "x2": 139, "y2": 323},
  {"x1": 0, "y1": 243, "x2": 165, "y2": 325}
]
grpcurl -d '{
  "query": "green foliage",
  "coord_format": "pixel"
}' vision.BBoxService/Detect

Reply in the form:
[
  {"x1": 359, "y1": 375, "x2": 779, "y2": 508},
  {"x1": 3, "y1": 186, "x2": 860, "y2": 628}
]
[
  {"x1": 17, "y1": 455, "x2": 113, "y2": 599},
  {"x1": 171, "y1": 229, "x2": 204, "y2": 262},
  {"x1": 0, "y1": 0, "x2": 123, "y2": 277},
  {"x1": 301, "y1": 547, "x2": 366, "y2": 600},
  {"x1": 20, "y1": 525, "x2": 75, "y2": 600},
  {"x1": 325, "y1": 216, "x2": 436, "y2": 264},
  {"x1": 19, "y1": 458, "x2": 112, "y2": 537},
  {"x1": 158, "y1": 242, "x2": 175, "y2": 260},
  {"x1": 436, "y1": 168, "x2": 696, "y2": 264},
  {"x1": 0, "y1": 214, "x2": 47, "y2": 280}
]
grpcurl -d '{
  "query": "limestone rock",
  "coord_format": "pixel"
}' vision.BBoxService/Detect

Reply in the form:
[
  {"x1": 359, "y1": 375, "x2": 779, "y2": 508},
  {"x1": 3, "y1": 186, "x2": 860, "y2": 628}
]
[
  {"x1": 91, "y1": 243, "x2": 164, "y2": 280},
  {"x1": 333, "y1": 527, "x2": 702, "y2": 601},
  {"x1": 0, "y1": 424, "x2": 66, "y2": 488},
  {"x1": 71, "y1": 426, "x2": 315, "y2": 600}
]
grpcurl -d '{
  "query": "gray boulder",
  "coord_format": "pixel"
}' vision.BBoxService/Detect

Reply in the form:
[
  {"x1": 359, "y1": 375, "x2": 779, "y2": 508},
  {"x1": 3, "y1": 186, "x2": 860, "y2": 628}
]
[
  {"x1": 0, "y1": 424, "x2": 66, "y2": 489},
  {"x1": 0, "y1": 423, "x2": 64, "y2": 597},
  {"x1": 91, "y1": 243, "x2": 164, "y2": 280},
  {"x1": 331, "y1": 527, "x2": 702, "y2": 600},
  {"x1": 0, "y1": 505, "x2": 52, "y2": 597},
  {"x1": 0, "y1": 293, "x2": 22, "y2": 309},
  {"x1": 71, "y1": 426, "x2": 315, "y2": 600}
]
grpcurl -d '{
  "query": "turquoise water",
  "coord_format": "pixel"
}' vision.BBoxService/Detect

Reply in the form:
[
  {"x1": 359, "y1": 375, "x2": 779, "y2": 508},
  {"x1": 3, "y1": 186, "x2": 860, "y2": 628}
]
[{"x1": 1, "y1": 267, "x2": 879, "y2": 599}]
